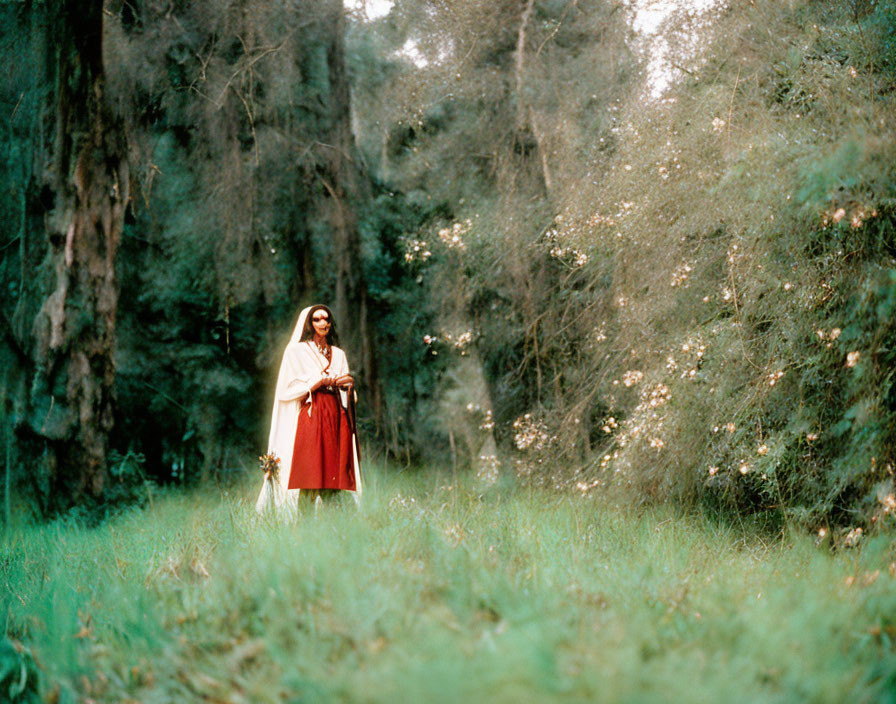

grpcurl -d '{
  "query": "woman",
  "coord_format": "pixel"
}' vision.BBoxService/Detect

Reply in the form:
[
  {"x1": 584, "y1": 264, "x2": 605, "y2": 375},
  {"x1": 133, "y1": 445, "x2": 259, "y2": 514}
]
[{"x1": 260, "y1": 305, "x2": 362, "y2": 512}]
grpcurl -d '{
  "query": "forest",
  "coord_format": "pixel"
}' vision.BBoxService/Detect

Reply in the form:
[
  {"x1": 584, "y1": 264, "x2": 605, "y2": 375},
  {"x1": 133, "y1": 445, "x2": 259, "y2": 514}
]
[
  {"x1": 3, "y1": 0, "x2": 894, "y2": 527},
  {"x1": 1, "y1": 0, "x2": 896, "y2": 699}
]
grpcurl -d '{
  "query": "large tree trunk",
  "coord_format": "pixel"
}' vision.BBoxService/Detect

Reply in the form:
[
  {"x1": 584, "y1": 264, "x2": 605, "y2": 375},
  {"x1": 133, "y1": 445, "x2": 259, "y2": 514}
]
[
  {"x1": 320, "y1": 0, "x2": 382, "y2": 425},
  {"x1": 30, "y1": 0, "x2": 130, "y2": 505}
]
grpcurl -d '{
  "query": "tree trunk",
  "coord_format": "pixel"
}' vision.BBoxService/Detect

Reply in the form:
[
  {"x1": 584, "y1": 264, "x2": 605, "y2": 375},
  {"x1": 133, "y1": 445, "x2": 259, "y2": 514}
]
[
  {"x1": 31, "y1": 0, "x2": 130, "y2": 505},
  {"x1": 320, "y1": 0, "x2": 382, "y2": 425},
  {"x1": 514, "y1": 0, "x2": 553, "y2": 196}
]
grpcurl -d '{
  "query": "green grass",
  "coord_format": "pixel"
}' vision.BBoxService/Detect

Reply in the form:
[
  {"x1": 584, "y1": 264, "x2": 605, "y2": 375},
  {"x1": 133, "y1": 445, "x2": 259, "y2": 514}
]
[{"x1": 3, "y1": 467, "x2": 896, "y2": 703}]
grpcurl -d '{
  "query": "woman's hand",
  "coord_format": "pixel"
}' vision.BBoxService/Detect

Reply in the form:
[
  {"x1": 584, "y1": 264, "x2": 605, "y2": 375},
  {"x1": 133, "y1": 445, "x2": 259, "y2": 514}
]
[
  {"x1": 334, "y1": 374, "x2": 354, "y2": 388},
  {"x1": 312, "y1": 377, "x2": 337, "y2": 392}
]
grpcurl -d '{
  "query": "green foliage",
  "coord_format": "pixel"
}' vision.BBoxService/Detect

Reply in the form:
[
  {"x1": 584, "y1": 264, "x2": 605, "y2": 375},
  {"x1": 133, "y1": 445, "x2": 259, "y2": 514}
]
[
  {"x1": 356, "y1": 187, "x2": 446, "y2": 455},
  {"x1": 3, "y1": 469, "x2": 896, "y2": 701},
  {"x1": 350, "y1": 0, "x2": 896, "y2": 527},
  {"x1": 350, "y1": 0, "x2": 634, "y2": 469},
  {"x1": 0, "y1": 637, "x2": 40, "y2": 704},
  {"x1": 865, "y1": 0, "x2": 896, "y2": 76}
]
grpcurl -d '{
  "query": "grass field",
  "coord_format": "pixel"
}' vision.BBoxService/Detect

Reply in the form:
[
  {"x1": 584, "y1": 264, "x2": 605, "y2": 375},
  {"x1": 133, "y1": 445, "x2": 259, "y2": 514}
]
[{"x1": 3, "y1": 466, "x2": 896, "y2": 703}]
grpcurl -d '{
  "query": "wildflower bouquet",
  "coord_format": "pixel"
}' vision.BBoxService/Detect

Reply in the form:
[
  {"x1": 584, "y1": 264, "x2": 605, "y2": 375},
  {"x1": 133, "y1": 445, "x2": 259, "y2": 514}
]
[{"x1": 259, "y1": 453, "x2": 280, "y2": 479}]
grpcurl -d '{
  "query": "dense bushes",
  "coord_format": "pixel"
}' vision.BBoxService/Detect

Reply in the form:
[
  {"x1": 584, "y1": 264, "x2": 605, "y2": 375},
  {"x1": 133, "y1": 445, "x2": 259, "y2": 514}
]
[{"x1": 356, "y1": 0, "x2": 896, "y2": 528}]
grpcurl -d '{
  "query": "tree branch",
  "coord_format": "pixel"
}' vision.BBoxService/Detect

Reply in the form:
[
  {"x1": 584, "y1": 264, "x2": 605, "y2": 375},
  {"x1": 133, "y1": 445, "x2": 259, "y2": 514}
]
[{"x1": 514, "y1": 0, "x2": 536, "y2": 130}]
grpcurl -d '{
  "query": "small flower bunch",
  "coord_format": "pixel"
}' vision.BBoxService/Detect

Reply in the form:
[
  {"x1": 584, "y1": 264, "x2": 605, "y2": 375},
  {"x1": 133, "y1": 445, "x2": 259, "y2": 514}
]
[{"x1": 259, "y1": 453, "x2": 280, "y2": 480}]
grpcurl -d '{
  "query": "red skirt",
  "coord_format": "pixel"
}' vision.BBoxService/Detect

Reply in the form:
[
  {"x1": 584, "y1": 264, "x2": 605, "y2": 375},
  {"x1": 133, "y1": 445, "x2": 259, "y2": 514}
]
[{"x1": 288, "y1": 391, "x2": 356, "y2": 491}]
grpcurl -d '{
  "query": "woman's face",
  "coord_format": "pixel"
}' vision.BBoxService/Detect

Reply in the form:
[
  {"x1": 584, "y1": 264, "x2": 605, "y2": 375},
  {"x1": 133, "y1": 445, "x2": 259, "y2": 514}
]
[{"x1": 311, "y1": 309, "x2": 331, "y2": 338}]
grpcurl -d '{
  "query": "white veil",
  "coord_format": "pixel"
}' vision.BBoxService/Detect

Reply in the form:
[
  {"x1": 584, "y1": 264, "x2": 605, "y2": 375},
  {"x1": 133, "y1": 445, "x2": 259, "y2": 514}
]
[
  {"x1": 290, "y1": 305, "x2": 313, "y2": 345},
  {"x1": 256, "y1": 306, "x2": 313, "y2": 514}
]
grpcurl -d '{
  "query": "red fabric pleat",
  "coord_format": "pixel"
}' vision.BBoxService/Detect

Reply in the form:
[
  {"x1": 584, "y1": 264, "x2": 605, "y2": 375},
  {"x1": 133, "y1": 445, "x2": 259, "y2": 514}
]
[{"x1": 288, "y1": 391, "x2": 356, "y2": 491}]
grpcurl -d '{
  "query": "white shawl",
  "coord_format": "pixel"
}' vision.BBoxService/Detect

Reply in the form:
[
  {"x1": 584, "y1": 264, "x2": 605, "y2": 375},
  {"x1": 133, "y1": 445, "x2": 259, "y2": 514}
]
[{"x1": 256, "y1": 306, "x2": 363, "y2": 513}]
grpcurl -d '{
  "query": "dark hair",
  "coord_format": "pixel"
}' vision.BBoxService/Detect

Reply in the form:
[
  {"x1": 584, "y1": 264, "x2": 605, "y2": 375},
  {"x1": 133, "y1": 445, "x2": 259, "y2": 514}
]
[{"x1": 300, "y1": 304, "x2": 339, "y2": 346}]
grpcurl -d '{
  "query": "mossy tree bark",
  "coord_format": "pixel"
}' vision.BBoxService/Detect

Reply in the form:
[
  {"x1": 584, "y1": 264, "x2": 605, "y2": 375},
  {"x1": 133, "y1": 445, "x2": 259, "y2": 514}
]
[{"x1": 31, "y1": 0, "x2": 130, "y2": 506}]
